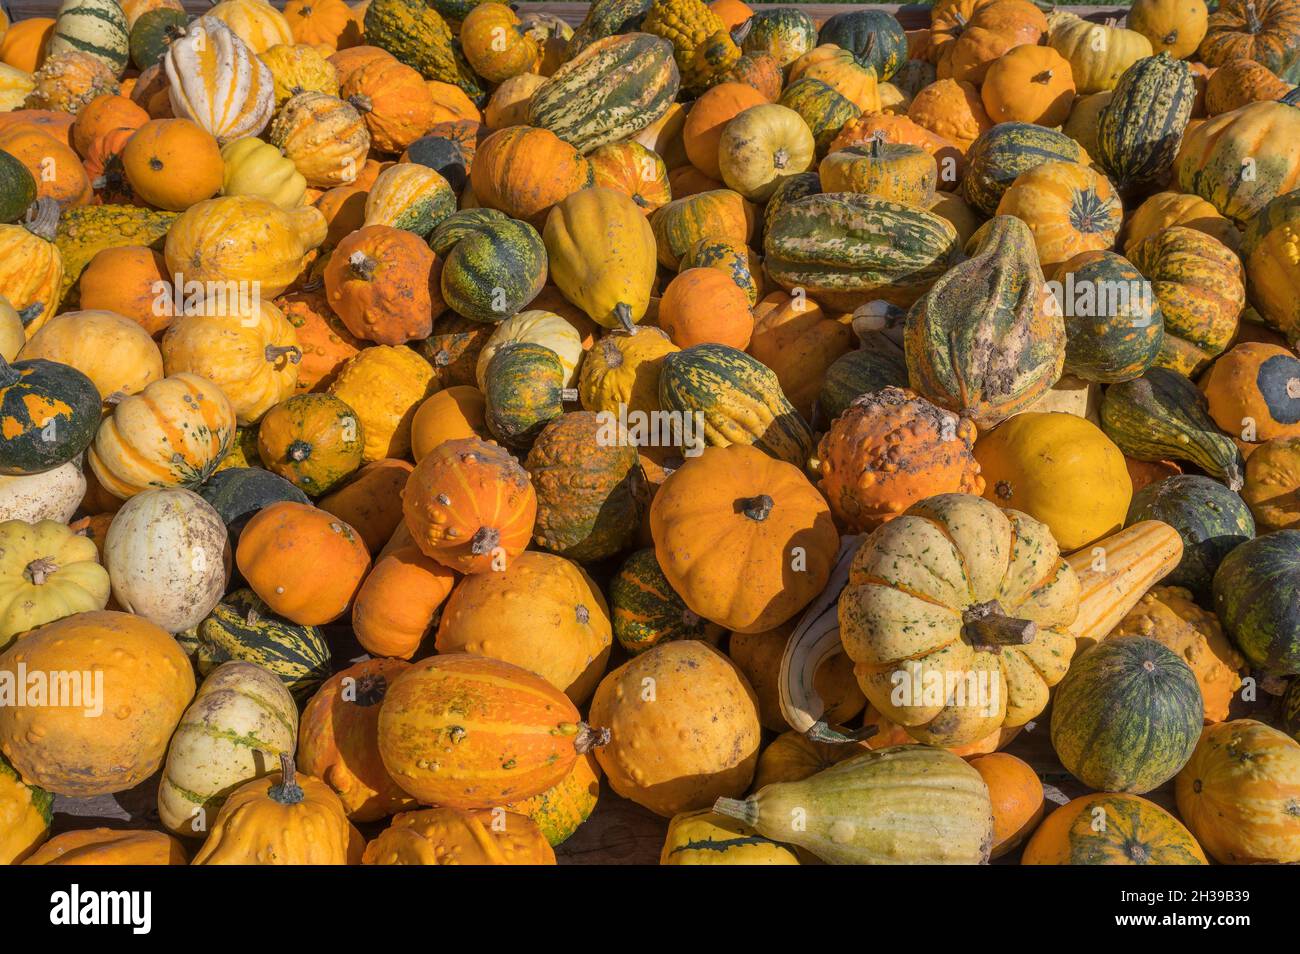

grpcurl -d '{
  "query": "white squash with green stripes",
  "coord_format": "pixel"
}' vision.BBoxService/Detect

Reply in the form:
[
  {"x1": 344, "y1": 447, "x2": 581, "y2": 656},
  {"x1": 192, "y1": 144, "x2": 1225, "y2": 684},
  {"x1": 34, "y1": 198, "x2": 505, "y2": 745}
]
[
  {"x1": 157, "y1": 660, "x2": 299, "y2": 836},
  {"x1": 48, "y1": 0, "x2": 130, "y2": 75}
]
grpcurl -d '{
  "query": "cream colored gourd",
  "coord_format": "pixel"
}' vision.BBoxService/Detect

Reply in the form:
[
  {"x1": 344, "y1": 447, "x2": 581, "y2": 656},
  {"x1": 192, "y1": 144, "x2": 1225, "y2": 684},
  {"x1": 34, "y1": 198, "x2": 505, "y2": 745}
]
[
  {"x1": 0, "y1": 463, "x2": 86, "y2": 525},
  {"x1": 0, "y1": 519, "x2": 110, "y2": 651},
  {"x1": 475, "y1": 310, "x2": 583, "y2": 390},
  {"x1": 1047, "y1": 12, "x2": 1152, "y2": 93}
]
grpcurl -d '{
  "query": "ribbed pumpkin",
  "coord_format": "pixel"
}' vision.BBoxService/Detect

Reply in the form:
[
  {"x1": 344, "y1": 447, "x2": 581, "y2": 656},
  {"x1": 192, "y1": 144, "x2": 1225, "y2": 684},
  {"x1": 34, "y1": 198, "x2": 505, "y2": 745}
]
[
  {"x1": 256, "y1": 393, "x2": 363, "y2": 496},
  {"x1": 1047, "y1": 11, "x2": 1152, "y2": 94},
  {"x1": 362, "y1": 807, "x2": 554, "y2": 864},
  {"x1": 0, "y1": 356, "x2": 100, "y2": 477},
  {"x1": 207, "y1": 0, "x2": 294, "y2": 53},
  {"x1": 995, "y1": 160, "x2": 1122, "y2": 270},
  {"x1": 220, "y1": 134, "x2": 305, "y2": 209},
  {"x1": 1198, "y1": 0, "x2": 1300, "y2": 74},
  {"x1": 432, "y1": 208, "x2": 547, "y2": 324},
  {"x1": 362, "y1": 162, "x2": 455, "y2": 238},
  {"x1": 269, "y1": 91, "x2": 370, "y2": 188},
  {"x1": 650, "y1": 188, "x2": 755, "y2": 270},
  {"x1": 1126, "y1": 192, "x2": 1236, "y2": 259},
  {"x1": 0, "y1": 518, "x2": 110, "y2": 649},
  {"x1": 327, "y1": 344, "x2": 436, "y2": 461},
  {"x1": 1242, "y1": 436, "x2": 1300, "y2": 531},
  {"x1": 578, "y1": 328, "x2": 677, "y2": 417},
  {"x1": 1175, "y1": 100, "x2": 1300, "y2": 224},
  {"x1": 588, "y1": 140, "x2": 671, "y2": 215},
  {"x1": 0, "y1": 201, "x2": 64, "y2": 336},
  {"x1": 470, "y1": 125, "x2": 594, "y2": 229},
  {"x1": 341, "y1": 54, "x2": 436, "y2": 154},
  {"x1": 819, "y1": 136, "x2": 937, "y2": 205},
  {"x1": 1022, "y1": 792, "x2": 1206, "y2": 864},
  {"x1": 1241, "y1": 190, "x2": 1300, "y2": 340},
  {"x1": 475, "y1": 310, "x2": 583, "y2": 390},
  {"x1": 324, "y1": 225, "x2": 437, "y2": 345},
  {"x1": 259, "y1": 42, "x2": 341, "y2": 107},
  {"x1": 164, "y1": 16, "x2": 275, "y2": 143}
]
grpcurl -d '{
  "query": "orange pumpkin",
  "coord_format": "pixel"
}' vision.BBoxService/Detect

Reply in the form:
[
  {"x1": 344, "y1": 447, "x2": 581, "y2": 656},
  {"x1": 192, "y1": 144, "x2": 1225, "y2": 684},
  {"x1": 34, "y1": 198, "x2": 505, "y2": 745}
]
[
  {"x1": 981, "y1": 44, "x2": 1076, "y2": 127},
  {"x1": 470, "y1": 125, "x2": 595, "y2": 229},
  {"x1": 122, "y1": 118, "x2": 224, "y2": 211},
  {"x1": 589, "y1": 140, "x2": 673, "y2": 215},
  {"x1": 0, "y1": 109, "x2": 74, "y2": 148},
  {"x1": 318, "y1": 458, "x2": 414, "y2": 552},
  {"x1": 970, "y1": 752, "x2": 1045, "y2": 859},
  {"x1": 22, "y1": 829, "x2": 189, "y2": 866},
  {"x1": 659, "y1": 267, "x2": 754, "y2": 349},
  {"x1": 1204, "y1": 58, "x2": 1290, "y2": 115},
  {"x1": 683, "y1": 82, "x2": 769, "y2": 180},
  {"x1": 275, "y1": 289, "x2": 364, "y2": 391},
  {"x1": 459, "y1": 2, "x2": 538, "y2": 84},
  {"x1": 327, "y1": 44, "x2": 392, "y2": 85},
  {"x1": 907, "y1": 78, "x2": 992, "y2": 151},
  {"x1": 1, "y1": 18, "x2": 54, "y2": 73},
  {"x1": 0, "y1": 124, "x2": 92, "y2": 207},
  {"x1": 831, "y1": 112, "x2": 965, "y2": 187},
  {"x1": 668, "y1": 164, "x2": 724, "y2": 198},
  {"x1": 78, "y1": 246, "x2": 172, "y2": 336},
  {"x1": 410, "y1": 385, "x2": 489, "y2": 461},
  {"x1": 747, "y1": 290, "x2": 854, "y2": 421},
  {"x1": 352, "y1": 525, "x2": 458, "y2": 658},
  {"x1": 315, "y1": 182, "x2": 370, "y2": 247},
  {"x1": 427, "y1": 82, "x2": 481, "y2": 124},
  {"x1": 283, "y1": 0, "x2": 362, "y2": 49},
  {"x1": 341, "y1": 56, "x2": 437, "y2": 154},
  {"x1": 70, "y1": 95, "x2": 149, "y2": 158},
  {"x1": 235, "y1": 501, "x2": 372, "y2": 625},
  {"x1": 324, "y1": 224, "x2": 439, "y2": 345}
]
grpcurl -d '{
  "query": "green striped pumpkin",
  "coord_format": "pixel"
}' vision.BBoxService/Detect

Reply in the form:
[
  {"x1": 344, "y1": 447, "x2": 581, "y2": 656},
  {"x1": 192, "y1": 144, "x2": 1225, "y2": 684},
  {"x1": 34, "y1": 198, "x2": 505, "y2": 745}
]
[
  {"x1": 1056, "y1": 250, "x2": 1164, "y2": 383},
  {"x1": 961, "y1": 123, "x2": 1088, "y2": 217},
  {"x1": 178, "y1": 588, "x2": 331, "y2": 702},
  {"x1": 483, "y1": 341, "x2": 567, "y2": 449},
  {"x1": 658, "y1": 343, "x2": 813, "y2": 467},
  {"x1": 363, "y1": 0, "x2": 483, "y2": 100},
  {"x1": 566, "y1": 0, "x2": 652, "y2": 58},
  {"x1": 1213, "y1": 530, "x2": 1300, "y2": 676},
  {"x1": 1050, "y1": 635, "x2": 1203, "y2": 794},
  {"x1": 609, "y1": 548, "x2": 723, "y2": 654},
  {"x1": 1097, "y1": 52, "x2": 1195, "y2": 195},
  {"x1": 817, "y1": 343, "x2": 908, "y2": 425},
  {"x1": 765, "y1": 192, "x2": 959, "y2": 311},
  {"x1": 761, "y1": 170, "x2": 820, "y2": 245},
  {"x1": 778, "y1": 78, "x2": 861, "y2": 156},
  {"x1": 740, "y1": 8, "x2": 818, "y2": 69},
  {"x1": 0, "y1": 357, "x2": 101, "y2": 477},
  {"x1": 1100, "y1": 367, "x2": 1244, "y2": 490},
  {"x1": 528, "y1": 32, "x2": 679, "y2": 155},
  {"x1": 430, "y1": 209, "x2": 547, "y2": 324},
  {"x1": 816, "y1": 9, "x2": 907, "y2": 81},
  {"x1": 0, "y1": 151, "x2": 36, "y2": 226},
  {"x1": 49, "y1": 0, "x2": 131, "y2": 75}
]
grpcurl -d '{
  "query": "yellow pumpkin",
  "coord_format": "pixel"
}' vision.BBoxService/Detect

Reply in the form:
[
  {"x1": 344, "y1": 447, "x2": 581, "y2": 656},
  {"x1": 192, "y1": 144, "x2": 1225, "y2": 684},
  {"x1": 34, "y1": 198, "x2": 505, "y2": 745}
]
[
  {"x1": 0, "y1": 201, "x2": 63, "y2": 338},
  {"x1": 0, "y1": 518, "x2": 110, "y2": 650},
  {"x1": 1047, "y1": 11, "x2": 1153, "y2": 93},
  {"x1": 660, "y1": 808, "x2": 799, "y2": 865},
  {"x1": 269, "y1": 91, "x2": 371, "y2": 188},
  {"x1": 16, "y1": 309, "x2": 162, "y2": 405},
  {"x1": 577, "y1": 327, "x2": 678, "y2": 416},
  {"x1": 1124, "y1": 191, "x2": 1240, "y2": 256},
  {"x1": 327, "y1": 345, "x2": 437, "y2": 461},
  {"x1": 717, "y1": 102, "x2": 816, "y2": 202},
  {"x1": 259, "y1": 42, "x2": 340, "y2": 106},
  {"x1": 221, "y1": 136, "x2": 308, "y2": 209},
  {"x1": 207, "y1": 0, "x2": 295, "y2": 53},
  {"x1": 1127, "y1": 0, "x2": 1207, "y2": 58}
]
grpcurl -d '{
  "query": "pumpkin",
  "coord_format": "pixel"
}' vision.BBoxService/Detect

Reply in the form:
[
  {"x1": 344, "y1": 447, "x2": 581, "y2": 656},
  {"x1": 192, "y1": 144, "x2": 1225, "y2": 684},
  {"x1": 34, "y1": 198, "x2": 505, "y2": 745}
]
[
  {"x1": 980, "y1": 44, "x2": 1075, "y2": 127},
  {"x1": 275, "y1": 289, "x2": 362, "y2": 392},
  {"x1": 52, "y1": 202, "x2": 177, "y2": 311},
  {"x1": 961, "y1": 123, "x2": 1087, "y2": 219},
  {"x1": 995, "y1": 160, "x2": 1121, "y2": 271},
  {"x1": 1128, "y1": 0, "x2": 1208, "y2": 58},
  {"x1": 316, "y1": 458, "x2": 411, "y2": 553},
  {"x1": 0, "y1": 149, "x2": 36, "y2": 227},
  {"x1": 0, "y1": 124, "x2": 92, "y2": 209},
  {"x1": 651, "y1": 443, "x2": 836, "y2": 633},
  {"x1": 975, "y1": 412, "x2": 1132, "y2": 551},
  {"x1": 746, "y1": 291, "x2": 851, "y2": 422},
  {"x1": 683, "y1": 82, "x2": 768, "y2": 181},
  {"x1": 588, "y1": 140, "x2": 671, "y2": 215},
  {"x1": 363, "y1": 806, "x2": 555, "y2": 864},
  {"x1": 1052, "y1": 634, "x2": 1203, "y2": 792},
  {"x1": 482, "y1": 341, "x2": 566, "y2": 449},
  {"x1": 819, "y1": 136, "x2": 938, "y2": 206},
  {"x1": 25, "y1": 48, "x2": 120, "y2": 114},
  {"x1": 650, "y1": 188, "x2": 755, "y2": 271},
  {"x1": 1206, "y1": 57, "x2": 1290, "y2": 116},
  {"x1": 0, "y1": 461, "x2": 85, "y2": 525},
  {"x1": 23, "y1": 828, "x2": 189, "y2": 865},
  {"x1": 0, "y1": 610, "x2": 195, "y2": 796},
  {"x1": 410, "y1": 385, "x2": 488, "y2": 460},
  {"x1": 818, "y1": 387, "x2": 983, "y2": 533},
  {"x1": 403, "y1": 435, "x2": 536, "y2": 574},
  {"x1": 164, "y1": 16, "x2": 275, "y2": 143},
  {"x1": 191, "y1": 752, "x2": 363, "y2": 864},
  {"x1": 1203, "y1": 342, "x2": 1300, "y2": 448},
  {"x1": 484, "y1": 72, "x2": 545, "y2": 130},
  {"x1": 1241, "y1": 190, "x2": 1300, "y2": 340},
  {"x1": 70, "y1": 94, "x2": 147, "y2": 157},
  {"x1": 236, "y1": 500, "x2": 369, "y2": 625},
  {"x1": 256, "y1": 393, "x2": 363, "y2": 495},
  {"x1": 716, "y1": 103, "x2": 815, "y2": 204},
  {"x1": 156, "y1": 660, "x2": 298, "y2": 836},
  {"x1": 1175, "y1": 100, "x2": 1300, "y2": 224},
  {"x1": 1051, "y1": 250, "x2": 1163, "y2": 384},
  {"x1": 119, "y1": 117, "x2": 220, "y2": 211},
  {"x1": 1198, "y1": 0, "x2": 1300, "y2": 74},
  {"x1": 432, "y1": 208, "x2": 547, "y2": 325},
  {"x1": 475, "y1": 310, "x2": 582, "y2": 391},
  {"x1": 351, "y1": 525, "x2": 455, "y2": 658},
  {"x1": 283, "y1": 0, "x2": 362, "y2": 49},
  {"x1": 197, "y1": 466, "x2": 308, "y2": 545},
  {"x1": 327, "y1": 344, "x2": 437, "y2": 461},
  {"x1": 259, "y1": 42, "x2": 341, "y2": 107},
  {"x1": 1243, "y1": 436, "x2": 1300, "y2": 531},
  {"x1": 470, "y1": 125, "x2": 594, "y2": 230},
  {"x1": 324, "y1": 225, "x2": 438, "y2": 345},
  {"x1": 103, "y1": 488, "x2": 230, "y2": 633},
  {"x1": 0, "y1": 201, "x2": 64, "y2": 337},
  {"x1": 1047, "y1": 11, "x2": 1153, "y2": 94},
  {"x1": 964, "y1": 752, "x2": 1041, "y2": 859},
  {"x1": 659, "y1": 268, "x2": 753, "y2": 350},
  {"x1": 1176, "y1": 719, "x2": 1300, "y2": 863},
  {"x1": 457, "y1": 3, "x2": 539, "y2": 85},
  {"x1": 341, "y1": 55, "x2": 437, "y2": 154},
  {"x1": 1213, "y1": 529, "x2": 1300, "y2": 675},
  {"x1": 0, "y1": 750, "x2": 51, "y2": 864},
  {"x1": 777, "y1": 77, "x2": 862, "y2": 157},
  {"x1": 577, "y1": 328, "x2": 677, "y2": 418},
  {"x1": 269, "y1": 91, "x2": 370, "y2": 188},
  {"x1": 660, "y1": 807, "x2": 799, "y2": 865},
  {"x1": 609, "y1": 547, "x2": 724, "y2": 655},
  {"x1": 206, "y1": 0, "x2": 294, "y2": 53},
  {"x1": 1022, "y1": 792, "x2": 1206, "y2": 864},
  {"x1": 905, "y1": 215, "x2": 1063, "y2": 428},
  {"x1": 0, "y1": 355, "x2": 101, "y2": 478},
  {"x1": 788, "y1": 46, "x2": 880, "y2": 114},
  {"x1": 0, "y1": 518, "x2": 110, "y2": 650}
]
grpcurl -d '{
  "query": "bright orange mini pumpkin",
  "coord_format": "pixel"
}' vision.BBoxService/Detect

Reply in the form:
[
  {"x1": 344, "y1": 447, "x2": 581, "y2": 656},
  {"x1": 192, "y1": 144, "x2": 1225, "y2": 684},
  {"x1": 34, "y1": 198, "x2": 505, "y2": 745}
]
[
  {"x1": 981, "y1": 44, "x2": 1076, "y2": 127},
  {"x1": 318, "y1": 458, "x2": 413, "y2": 552},
  {"x1": 970, "y1": 752, "x2": 1045, "y2": 859},
  {"x1": 324, "y1": 224, "x2": 439, "y2": 345},
  {"x1": 682, "y1": 82, "x2": 769, "y2": 180},
  {"x1": 470, "y1": 125, "x2": 595, "y2": 229},
  {"x1": 341, "y1": 56, "x2": 437, "y2": 154},
  {"x1": 121, "y1": 118, "x2": 224, "y2": 211},
  {"x1": 77, "y1": 246, "x2": 173, "y2": 336},
  {"x1": 352, "y1": 524, "x2": 458, "y2": 658},
  {"x1": 659, "y1": 267, "x2": 755, "y2": 349},
  {"x1": 235, "y1": 501, "x2": 371, "y2": 625}
]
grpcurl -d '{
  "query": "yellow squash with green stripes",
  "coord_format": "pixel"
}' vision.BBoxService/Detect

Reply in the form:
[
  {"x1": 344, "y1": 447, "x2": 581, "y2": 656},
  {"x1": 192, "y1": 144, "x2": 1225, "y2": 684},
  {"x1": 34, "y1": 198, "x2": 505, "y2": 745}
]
[{"x1": 660, "y1": 808, "x2": 799, "y2": 865}]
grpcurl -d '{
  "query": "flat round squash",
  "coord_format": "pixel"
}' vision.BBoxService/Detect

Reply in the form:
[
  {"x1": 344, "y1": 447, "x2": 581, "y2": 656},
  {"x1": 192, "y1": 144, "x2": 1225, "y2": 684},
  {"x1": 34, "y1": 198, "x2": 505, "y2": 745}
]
[{"x1": 1021, "y1": 792, "x2": 1206, "y2": 864}]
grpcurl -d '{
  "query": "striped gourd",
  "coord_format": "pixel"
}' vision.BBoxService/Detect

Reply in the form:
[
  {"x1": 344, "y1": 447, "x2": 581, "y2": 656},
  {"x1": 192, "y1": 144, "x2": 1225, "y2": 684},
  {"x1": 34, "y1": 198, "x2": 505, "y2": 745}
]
[
  {"x1": 778, "y1": 77, "x2": 861, "y2": 156},
  {"x1": 164, "y1": 16, "x2": 274, "y2": 143},
  {"x1": 762, "y1": 170, "x2": 821, "y2": 241},
  {"x1": 818, "y1": 345, "x2": 908, "y2": 425},
  {"x1": 567, "y1": 0, "x2": 653, "y2": 58},
  {"x1": 1100, "y1": 368, "x2": 1244, "y2": 490},
  {"x1": 156, "y1": 661, "x2": 298, "y2": 836},
  {"x1": 1175, "y1": 101, "x2": 1300, "y2": 224},
  {"x1": 764, "y1": 192, "x2": 959, "y2": 310},
  {"x1": 431, "y1": 209, "x2": 548, "y2": 324},
  {"x1": 1097, "y1": 52, "x2": 1195, "y2": 195},
  {"x1": 528, "y1": 32, "x2": 680, "y2": 155},
  {"x1": 609, "y1": 548, "x2": 723, "y2": 655},
  {"x1": 180, "y1": 588, "x2": 332, "y2": 701},
  {"x1": 658, "y1": 343, "x2": 813, "y2": 467},
  {"x1": 483, "y1": 341, "x2": 566, "y2": 449},
  {"x1": 962, "y1": 123, "x2": 1089, "y2": 217},
  {"x1": 660, "y1": 808, "x2": 800, "y2": 865},
  {"x1": 1065, "y1": 520, "x2": 1184, "y2": 653},
  {"x1": 363, "y1": 163, "x2": 457, "y2": 238},
  {"x1": 49, "y1": 0, "x2": 130, "y2": 75}
]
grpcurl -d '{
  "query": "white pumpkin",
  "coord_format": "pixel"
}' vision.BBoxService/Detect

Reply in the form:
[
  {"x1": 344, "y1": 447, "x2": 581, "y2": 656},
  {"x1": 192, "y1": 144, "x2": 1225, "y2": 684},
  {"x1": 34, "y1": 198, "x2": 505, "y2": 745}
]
[
  {"x1": 0, "y1": 459, "x2": 86, "y2": 523},
  {"x1": 18, "y1": 310, "x2": 164, "y2": 403},
  {"x1": 475, "y1": 310, "x2": 583, "y2": 389},
  {"x1": 157, "y1": 660, "x2": 298, "y2": 835},
  {"x1": 104, "y1": 488, "x2": 231, "y2": 632},
  {"x1": 0, "y1": 296, "x2": 23, "y2": 362},
  {"x1": 164, "y1": 16, "x2": 276, "y2": 143}
]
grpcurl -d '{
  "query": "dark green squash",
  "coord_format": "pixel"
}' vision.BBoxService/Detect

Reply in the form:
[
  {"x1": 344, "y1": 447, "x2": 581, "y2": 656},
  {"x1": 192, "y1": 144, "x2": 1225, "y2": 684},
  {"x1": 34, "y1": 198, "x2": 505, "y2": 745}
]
[
  {"x1": 363, "y1": 0, "x2": 484, "y2": 100},
  {"x1": 961, "y1": 123, "x2": 1088, "y2": 217},
  {"x1": 404, "y1": 124, "x2": 480, "y2": 193},
  {"x1": 764, "y1": 192, "x2": 959, "y2": 311},
  {"x1": 0, "y1": 150, "x2": 37, "y2": 226},
  {"x1": 198, "y1": 467, "x2": 311, "y2": 545},
  {"x1": 1126, "y1": 475, "x2": 1254, "y2": 600},
  {"x1": 1097, "y1": 52, "x2": 1196, "y2": 195},
  {"x1": 178, "y1": 588, "x2": 331, "y2": 701},
  {"x1": 566, "y1": 0, "x2": 651, "y2": 58},
  {"x1": 816, "y1": 9, "x2": 907, "y2": 81},
  {"x1": 777, "y1": 78, "x2": 861, "y2": 156},
  {"x1": 817, "y1": 342, "x2": 909, "y2": 426},
  {"x1": 658, "y1": 343, "x2": 812, "y2": 467},
  {"x1": 1055, "y1": 250, "x2": 1164, "y2": 383},
  {"x1": 128, "y1": 7, "x2": 189, "y2": 70},
  {"x1": 1100, "y1": 367, "x2": 1244, "y2": 489},
  {"x1": 609, "y1": 548, "x2": 722, "y2": 654},
  {"x1": 1212, "y1": 529, "x2": 1300, "y2": 676},
  {"x1": 430, "y1": 208, "x2": 547, "y2": 324},
  {"x1": 739, "y1": 8, "x2": 818, "y2": 67},
  {"x1": 0, "y1": 357, "x2": 101, "y2": 477},
  {"x1": 414, "y1": 311, "x2": 493, "y2": 388},
  {"x1": 483, "y1": 341, "x2": 567, "y2": 449},
  {"x1": 524, "y1": 411, "x2": 646, "y2": 562},
  {"x1": 1281, "y1": 678, "x2": 1300, "y2": 742},
  {"x1": 1050, "y1": 635, "x2": 1203, "y2": 794},
  {"x1": 1281, "y1": 87, "x2": 1300, "y2": 107}
]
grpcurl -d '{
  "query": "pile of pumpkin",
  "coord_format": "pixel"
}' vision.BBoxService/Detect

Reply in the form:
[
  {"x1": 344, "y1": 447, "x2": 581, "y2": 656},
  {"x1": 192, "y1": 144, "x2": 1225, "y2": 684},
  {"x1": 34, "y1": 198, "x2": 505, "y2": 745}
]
[{"x1": 3, "y1": 0, "x2": 1300, "y2": 867}]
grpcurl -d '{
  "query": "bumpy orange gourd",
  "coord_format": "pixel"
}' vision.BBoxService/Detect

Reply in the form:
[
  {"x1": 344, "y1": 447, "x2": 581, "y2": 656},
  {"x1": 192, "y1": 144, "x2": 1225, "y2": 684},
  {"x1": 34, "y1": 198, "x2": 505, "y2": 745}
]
[
  {"x1": 324, "y1": 225, "x2": 439, "y2": 345},
  {"x1": 363, "y1": 807, "x2": 556, "y2": 864},
  {"x1": 22, "y1": 828, "x2": 189, "y2": 865}
]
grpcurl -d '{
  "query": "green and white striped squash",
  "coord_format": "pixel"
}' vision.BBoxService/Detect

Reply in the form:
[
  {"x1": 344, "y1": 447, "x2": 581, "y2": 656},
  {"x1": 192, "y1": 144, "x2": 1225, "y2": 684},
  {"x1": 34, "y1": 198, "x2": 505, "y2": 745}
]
[
  {"x1": 49, "y1": 0, "x2": 130, "y2": 75},
  {"x1": 1097, "y1": 52, "x2": 1195, "y2": 196},
  {"x1": 363, "y1": 163, "x2": 456, "y2": 239}
]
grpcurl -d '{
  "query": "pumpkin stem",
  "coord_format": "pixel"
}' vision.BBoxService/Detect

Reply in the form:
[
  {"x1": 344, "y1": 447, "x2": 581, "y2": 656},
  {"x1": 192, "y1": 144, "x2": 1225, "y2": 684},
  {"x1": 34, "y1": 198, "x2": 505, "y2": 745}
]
[
  {"x1": 614, "y1": 302, "x2": 635, "y2": 333},
  {"x1": 469, "y1": 525, "x2": 499, "y2": 555},
  {"x1": 772, "y1": 147, "x2": 789, "y2": 170},
  {"x1": 268, "y1": 752, "x2": 306, "y2": 806},
  {"x1": 246, "y1": 604, "x2": 262, "y2": 626},
  {"x1": 961, "y1": 599, "x2": 1036, "y2": 653},
  {"x1": 807, "y1": 720, "x2": 879, "y2": 744},
  {"x1": 347, "y1": 93, "x2": 373, "y2": 115},
  {"x1": 738, "y1": 494, "x2": 774, "y2": 521},
  {"x1": 1245, "y1": 0, "x2": 1262, "y2": 33},
  {"x1": 632, "y1": 193, "x2": 650, "y2": 208},
  {"x1": 1161, "y1": 29, "x2": 1179, "y2": 45},
  {"x1": 0, "y1": 355, "x2": 18, "y2": 388},
  {"x1": 286, "y1": 439, "x2": 313, "y2": 462},
  {"x1": 265, "y1": 344, "x2": 303, "y2": 366},
  {"x1": 25, "y1": 557, "x2": 58, "y2": 586},
  {"x1": 23, "y1": 197, "x2": 60, "y2": 242},
  {"x1": 1031, "y1": 69, "x2": 1054, "y2": 84},
  {"x1": 356, "y1": 674, "x2": 388, "y2": 707},
  {"x1": 348, "y1": 251, "x2": 377, "y2": 281},
  {"x1": 712, "y1": 796, "x2": 759, "y2": 827},
  {"x1": 867, "y1": 129, "x2": 886, "y2": 158},
  {"x1": 572, "y1": 722, "x2": 610, "y2": 754}
]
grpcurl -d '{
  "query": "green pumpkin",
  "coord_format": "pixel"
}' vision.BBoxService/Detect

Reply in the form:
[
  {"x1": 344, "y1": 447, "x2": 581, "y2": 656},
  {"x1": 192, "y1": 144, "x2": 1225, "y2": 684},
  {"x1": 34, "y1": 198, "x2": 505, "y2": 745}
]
[
  {"x1": 198, "y1": 467, "x2": 310, "y2": 545},
  {"x1": 1050, "y1": 635, "x2": 1203, "y2": 794},
  {"x1": 1100, "y1": 367, "x2": 1244, "y2": 490},
  {"x1": 817, "y1": 342, "x2": 908, "y2": 426},
  {"x1": 524, "y1": 411, "x2": 646, "y2": 562},
  {"x1": 0, "y1": 357, "x2": 101, "y2": 477},
  {"x1": 905, "y1": 215, "x2": 1064, "y2": 429},
  {"x1": 128, "y1": 7, "x2": 189, "y2": 71},
  {"x1": 414, "y1": 311, "x2": 493, "y2": 388},
  {"x1": 0, "y1": 151, "x2": 37, "y2": 226},
  {"x1": 50, "y1": 0, "x2": 130, "y2": 74},
  {"x1": 483, "y1": 341, "x2": 566, "y2": 450},
  {"x1": 609, "y1": 548, "x2": 722, "y2": 654},
  {"x1": 777, "y1": 78, "x2": 861, "y2": 157},
  {"x1": 961, "y1": 123, "x2": 1088, "y2": 217},
  {"x1": 816, "y1": 9, "x2": 907, "y2": 81},
  {"x1": 179, "y1": 588, "x2": 332, "y2": 701},
  {"x1": 1127, "y1": 475, "x2": 1254, "y2": 601},
  {"x1": 1055, "y1": 250, "x2": 1164, "y2": 383},
  {"x1": 527, "y1": 32, "x2": 679, "y2": 155},
  {"x1": 1096, "y1": 52, "x2": 1195, "y2": 195},
  {"x1": 764, "y1": 192, "x2": 959, "y2": 311},
  {"x1": 740, "y1": 8, "x2": 818, "y2": 69},
  {"x1": 761, "y1": 170, "x2": 820, "y2": 245},
  {"x1": 404, "y1": 129, "x2": 478, "y2": 194},
  {"x1": 658, "y1": 343, "x2": 812, "y2": 467},
  {"x1": 431, "y1": 209, "x2": 547, "y2": 324},
  {"x1": 363, "y1": 0, "x2": 483, "y2": 99},
  {"x1": 1212, "y1": 530, "x2": 1300, "y2": 676},
  {"x1": 566, "y1": 0, "x2": 652, "y2": 58}
]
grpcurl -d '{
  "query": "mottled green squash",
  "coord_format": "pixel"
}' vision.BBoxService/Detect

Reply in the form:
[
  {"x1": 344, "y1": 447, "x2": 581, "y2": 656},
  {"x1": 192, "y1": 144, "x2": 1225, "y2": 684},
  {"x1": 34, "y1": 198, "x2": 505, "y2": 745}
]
[
  {"x1": 817, "y1": 9, "x2": 907, "y2": 81},
  {"x1": 817, "y1": 344, "x2": 908, "y2": 425},
  {"x1": 739, "y1": 8, "x2": 818, "y2": 69},
  {"x1": 505, "y1": 753, "x2": 601, "y2": 847},
  {"x1": 566, "y1": 0, "x2": 652, "y2": 58},
  {"x1": 1213, "y1": 530, "x2": 1300, "y2": 676},
  {"x1": 1100, "y1": 367, "x2": 1244, "y2": 489},
  {"x1": 0, "y1": 357, "x2": 101, "y2": 476},
  {"x1": 1097, "y1": 52, "x2": 1195, "y2": 194},
  {"x1": 778, "y1": 78, "x2": 861, "y2": 156},
  {"x1": 658, "y1": 343, "x2": 813, "y2": 467},
  {"x1": 609, "y1": 548, "x2": 724, "y2": 654},
  {"x1": 1055, "y1": 250, "x2": 1164, "y2": 383},
  {"x1": 179, "y1": 588, "x2": 332, "y2": 701},
  {"x1": 0, "y1": 151, "x2": 37, "y2": 226},
  {"x1": 483, "y1": 341, "x2": 566, "y2": 449},
  {"x1": 905, "y1": 214, "x2": 1064, "y2": 429},
  {"x1": 363, "y1": 0, "x2": 483, "y2": 99},
  {"x1": 431, "y1": 209, "x2": 547, "y2": 324},
  {"x1": 1050, "y1": 635, "x2": 1203, "y2": 793},
  {"x1": 962, "y1": 123, "x2": 1088, "y2": 218},
  {"x1": 198, "y1": 467, "x2": 310, "y2": 545},
  {"x1": 761, "y1": 170, "x2": 820, "y2": 243},
  {"x1": 650, "y1": 189, "x2": 754, "y2": 270}
]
